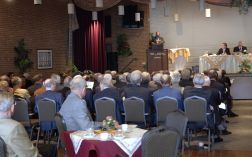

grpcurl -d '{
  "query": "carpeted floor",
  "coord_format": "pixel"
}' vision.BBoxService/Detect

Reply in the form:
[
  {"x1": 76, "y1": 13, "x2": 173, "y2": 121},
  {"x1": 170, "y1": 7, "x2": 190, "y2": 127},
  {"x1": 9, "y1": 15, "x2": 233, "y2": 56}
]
[{"x1": 213, "y1": 100, "x2": 252, "y2": 151}]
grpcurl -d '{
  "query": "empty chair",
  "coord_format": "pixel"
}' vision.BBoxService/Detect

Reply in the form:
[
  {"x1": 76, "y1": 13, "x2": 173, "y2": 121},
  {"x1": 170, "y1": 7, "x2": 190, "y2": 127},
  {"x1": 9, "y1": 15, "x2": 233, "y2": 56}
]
[
  {"x1": 54, "y1": 113, "x2": 67, "y2": 150},
  {"x1": 184, "y1": 96, "x2": 212, "y2": 151},
  {"x1": 37, "y1": 98, "x2": 57, "y2": 145},
  {"x1": 156, "y1": 96, "x2": 178, "y2": 125},
  {"x1": 0, "y1": 136, "x2": 7, "y2": 157},
  {"x1": 142, "y1": 126, "x2": 180, "y2": 157},
  {"x1": 12, "y1": 98, "x2": 37, "y2": 139},
  {"x1": 123, "y1": 97, "x2": 146, "y2": 126},
  {"x1": 94, "y1": 97, "x2": 116, "y2": 122},
  {"x1": 165, "y1": 110, "x2": 188, "y2": 155}
]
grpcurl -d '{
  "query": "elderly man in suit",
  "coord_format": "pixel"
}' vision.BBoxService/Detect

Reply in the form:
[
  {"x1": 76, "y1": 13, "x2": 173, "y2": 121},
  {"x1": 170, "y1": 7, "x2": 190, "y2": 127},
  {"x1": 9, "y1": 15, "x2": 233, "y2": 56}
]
[
  {"x1": 34, "y1": 78, "x2": 64, "y2": 113},
  {"x1": 60, "y1": 76, "x2": 101, "y2": 131},
  {"x1": 0, "y1": 92, "x2": 40, "y2": 157},
  {"x1": 233, "y1": 41, "x2": 247, "y2": 54},
  {"x1": 217, "y1": 43, "x2": 231, "y2": 55},
  {"x1": 153, "y1": 74, "x2": 183, "y2": 110},
  {"x1": 93, "y1": 74, "x2": 123, "y2": 123},
  {"x1": 183, "y1": 73, "x2": 223, "y2": 142},
  {"x1": 122, "y1": 70, "x2": 153, "y2": 125}
]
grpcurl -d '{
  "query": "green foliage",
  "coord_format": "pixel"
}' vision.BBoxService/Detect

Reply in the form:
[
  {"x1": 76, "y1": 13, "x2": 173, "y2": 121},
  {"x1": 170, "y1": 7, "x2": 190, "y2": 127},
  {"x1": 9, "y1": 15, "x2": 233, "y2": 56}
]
[
  {"x1": 239, "y1": 59, "x2": 251, "y2": 73},
  {"x1": 14, "y1": 39, "x2": 33, "y2": 73},
  {"x1": 117, "y1": 34, "x2": 132, "y2": 57}
]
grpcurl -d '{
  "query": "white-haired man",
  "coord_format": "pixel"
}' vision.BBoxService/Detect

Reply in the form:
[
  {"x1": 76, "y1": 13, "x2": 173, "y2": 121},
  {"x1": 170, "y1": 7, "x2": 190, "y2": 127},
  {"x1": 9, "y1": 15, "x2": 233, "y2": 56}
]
[
  {"x1": 122, "y1": 70, "x2": 153, "y2": 121},
  {"x1": 0, "y1": 92, "x2": 40, "y2": 156},
  {"x1": 60, "y1": 76, "x2": 101, "y2": 131},
  {"x1": 34, "y1": 78, "x2": 64, "y2": 113},
  {"x1": 93, "y1": 74, "x2": 123, "y2": 123}
]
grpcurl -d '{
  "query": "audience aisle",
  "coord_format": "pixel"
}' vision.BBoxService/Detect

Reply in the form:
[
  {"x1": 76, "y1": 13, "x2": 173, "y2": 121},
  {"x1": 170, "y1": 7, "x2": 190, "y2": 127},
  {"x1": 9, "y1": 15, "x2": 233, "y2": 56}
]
[{"x1": 58, "y1": 100, "x2": 252, "y2": 157}]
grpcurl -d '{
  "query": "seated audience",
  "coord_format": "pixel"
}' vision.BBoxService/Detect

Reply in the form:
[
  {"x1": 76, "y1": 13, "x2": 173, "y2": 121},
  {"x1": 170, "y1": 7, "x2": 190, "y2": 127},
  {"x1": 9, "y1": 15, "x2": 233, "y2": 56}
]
[
  {"x1": 148, "y1": 72, "x2": 162, "y2": 92},
  {"x1": 140, "y1": 72, "x2": 151, "y2": 88},
  {"x1": 153, "y1": 74, "x2": 183, "y2": 110},
  {"x1": 60, "y1": 76, "x2": 101, "y2": 131},
  {"x1": 0, "y1": 81, "x2": 10, "y2": 93},
  {"x1": 0, "y1": 92, "x2": 40, "y2": 156},
  {"x1": 171, "y1": 71, "x2": 182, "y2": 93},
  {"x1": 217, "y1": 42, "x2": 231, "y2": 55},
  {"x1": 51, "y1": 73, "x2": 64, "y2": 91},
  {"x1": 93, "y1": 74, "x2": 123, "y2": 123}
]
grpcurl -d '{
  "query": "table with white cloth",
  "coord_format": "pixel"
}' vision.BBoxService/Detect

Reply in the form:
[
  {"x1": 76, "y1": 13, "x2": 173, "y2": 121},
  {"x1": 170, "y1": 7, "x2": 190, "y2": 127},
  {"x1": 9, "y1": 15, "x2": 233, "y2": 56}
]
[
  {"x1": 62, "y1": 126, "x2": 147, "y2": 157},
  {"x1": 199, "y1": 54, "x2": 252, "y2": 73}
]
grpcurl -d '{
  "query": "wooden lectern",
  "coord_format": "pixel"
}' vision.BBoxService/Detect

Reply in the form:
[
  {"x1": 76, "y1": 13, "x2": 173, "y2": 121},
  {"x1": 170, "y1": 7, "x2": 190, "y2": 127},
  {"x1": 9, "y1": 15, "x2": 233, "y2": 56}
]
[{"x1": 147, "y1": 49, "x2": 168, "y2": 72}]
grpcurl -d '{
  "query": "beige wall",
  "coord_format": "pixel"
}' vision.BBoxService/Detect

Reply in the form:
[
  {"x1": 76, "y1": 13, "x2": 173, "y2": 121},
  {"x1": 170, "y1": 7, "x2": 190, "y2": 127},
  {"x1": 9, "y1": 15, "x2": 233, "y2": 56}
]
[
  {"x1": 0, "y1": 0, "x2": 68, "y2": 76},
  {"x1": 150, "y1": 0, "x2": 252, "y2": 70}
]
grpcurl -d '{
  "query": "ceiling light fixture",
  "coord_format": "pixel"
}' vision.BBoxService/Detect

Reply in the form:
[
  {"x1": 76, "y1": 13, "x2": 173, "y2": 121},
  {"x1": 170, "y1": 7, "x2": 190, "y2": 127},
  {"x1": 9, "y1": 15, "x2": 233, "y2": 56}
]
[
  {"x1": 96, "y1": 0, "x2": 103, "y2": 8},
  {"x1": 68, "y1": 3, "x2": 75, "y2": 14},
  {"x1": 34, "y1": 0, "x2": 42, "y2": 5},
  {"x1": 92, "y1": 11, "x2": 98, "y2": 20},
  {"x1": 118, "y1": 5, "x2": 125, "y2": 15},
  {"x1": 205, "y1": 8, "x2": 211, "y2": 17}
]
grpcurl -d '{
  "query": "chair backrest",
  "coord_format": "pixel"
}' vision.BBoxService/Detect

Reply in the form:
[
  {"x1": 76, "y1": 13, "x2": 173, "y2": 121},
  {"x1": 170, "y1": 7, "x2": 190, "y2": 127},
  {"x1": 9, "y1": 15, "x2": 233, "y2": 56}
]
[
  {"x1": 142, "y1": 126, "x2": 180, "y2": 157},
  {"x1": 38, "y1": 98, "x2": 56, "y2": 122},
  {"x1": 123, "y1": 97, "x2": 146, "y2": 125},
  {"x1": 165, "y1": 110, "x2": 188, "y2": 137},
  {"x1": 0, "y1": 136, "x2": 7, "y2": 157},
  {"x1": 12, "y1": 99, "x2": 30, "y2": 126},
  {"x1": 156, "y1": 96, "x2": 178, "y2": 125},
  {"x1": 184, "y1": 96, "x2": 207, "y2": 123},
  {"x1": 94, "y1": 97, "x2": 116, "y2": 122},
  {"x1": 54, "y1": 112, "x2": 67, "y2": 147}
]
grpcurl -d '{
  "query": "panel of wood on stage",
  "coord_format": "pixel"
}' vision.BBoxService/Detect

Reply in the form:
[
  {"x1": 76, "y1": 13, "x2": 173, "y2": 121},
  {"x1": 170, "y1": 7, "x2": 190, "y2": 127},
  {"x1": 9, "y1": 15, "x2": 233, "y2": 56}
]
[{"x1": 147, "y1": 49, "x2": 168, "y2": 72}]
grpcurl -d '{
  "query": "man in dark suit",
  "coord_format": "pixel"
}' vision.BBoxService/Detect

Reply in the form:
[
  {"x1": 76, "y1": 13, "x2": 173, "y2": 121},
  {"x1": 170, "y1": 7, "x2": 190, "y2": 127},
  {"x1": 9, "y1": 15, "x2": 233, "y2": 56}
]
[
  {"x1": 233, "y1": 41, "x2": 247, "y2": 54},
  {"x1": 217, "y1": 43, "x2": 231, "y2": 55},
  {"x1": 122, "y1": 70, "x2": 153, "y2": 125},
  {"x1": 93, "y1": 74, "x2": 123, "y2": 124},
  {"x1": 183, "y1": 73, "x2": 223, "y2": 142}
]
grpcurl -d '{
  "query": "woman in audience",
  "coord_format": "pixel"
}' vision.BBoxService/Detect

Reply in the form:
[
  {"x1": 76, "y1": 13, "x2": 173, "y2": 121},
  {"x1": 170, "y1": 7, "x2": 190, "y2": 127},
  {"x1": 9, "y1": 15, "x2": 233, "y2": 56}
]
[{"x1": 11, "y1": 76, "x2": 31, "y2": 102}]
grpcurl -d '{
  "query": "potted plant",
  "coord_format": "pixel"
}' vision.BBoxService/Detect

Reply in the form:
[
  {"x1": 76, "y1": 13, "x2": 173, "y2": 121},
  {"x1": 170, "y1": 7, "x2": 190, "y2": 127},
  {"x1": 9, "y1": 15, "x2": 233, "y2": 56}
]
[
  {"x1": 14, "y1": 39, "x2": 33, "y2": 73},
  {"x1": 116, "y1": 34, "x2": 132, "y2": 57}
]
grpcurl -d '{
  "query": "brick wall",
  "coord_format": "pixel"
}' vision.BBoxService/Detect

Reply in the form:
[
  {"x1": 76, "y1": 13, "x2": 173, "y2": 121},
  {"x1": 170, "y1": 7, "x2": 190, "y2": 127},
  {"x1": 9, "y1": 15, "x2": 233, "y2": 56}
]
[
  {"x1": 0, "y1": 0, "x2": 68, "y2": 77},
  {"x1": 104, "y1": 1, "x2": 150, "y2": 72}
]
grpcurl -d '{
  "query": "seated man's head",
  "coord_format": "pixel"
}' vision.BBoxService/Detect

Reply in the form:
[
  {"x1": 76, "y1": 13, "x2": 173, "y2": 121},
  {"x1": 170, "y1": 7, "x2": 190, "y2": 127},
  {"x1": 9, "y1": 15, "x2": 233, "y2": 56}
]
[
  {"x1": 0, "y1": 81, "x2": 9, "y2": 92},
  {"x1": 51, "y1": 73, "x2": 61, "y2": 85},
  {"x1": 141, "y1": 72, "x2": 151, "y2": 83},
  {"x1": 152, "y1": 73, "x2": 162, "y2": 85},
  {"x1": 43, "y1": 79, "x2": 56, "y2": 91},
  {"x1": 70, "y1": 76, "x2": 87, "y2": 98},
  {"x1": 32, "y1": 74, "x2": 43, "y2": 84},
  {"x1": 0, "y1": 92, "x2": 15, "y2": 119},
  {"x1": 181, "y1": 69, "x2": 191, "y2": 80},
  {"x1": 208, "y1": 70, "x2": 218, "y2": 80},
  {"x1": 130, "y1": 70, "x2": 142, "y2": 85},
  {"x1": 160, "y1": 74, "x2": 172, "y2": 86},
  {"x1": 171, "y1": 71, "x2": 181, "y2": 84},
  {"x1": 11, "y1": 76, "x2": 22, "y2": 89},
  {"x1": 100, "y1": 74, "x2": 113, "y2": 90},
  {"x1": 221, "y1": 43, "x2": 227, "y2": 49},
  {"x1": 193, "y1": 73, "x2": 205, "y2": 88},
  {"x1": 203, "y1": 75, "x2": 211, "y2": 87}
]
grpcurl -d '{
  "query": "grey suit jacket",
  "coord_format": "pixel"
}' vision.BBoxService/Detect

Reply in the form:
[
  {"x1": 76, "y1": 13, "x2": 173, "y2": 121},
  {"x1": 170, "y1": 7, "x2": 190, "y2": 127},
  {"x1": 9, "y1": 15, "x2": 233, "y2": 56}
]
[
  {"x1": 60, "y1": 92, "x2": 101, "y2": 131},
  {"x1": 0, "y1": 118, "x2": 39, "y2": 157}
]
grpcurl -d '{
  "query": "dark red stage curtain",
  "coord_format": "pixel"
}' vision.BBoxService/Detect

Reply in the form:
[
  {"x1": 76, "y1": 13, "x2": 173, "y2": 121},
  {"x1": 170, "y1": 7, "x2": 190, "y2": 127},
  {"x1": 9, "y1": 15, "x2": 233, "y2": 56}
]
[{"x1": 73, "y1": 7, "x2": 106, "y2": 72}]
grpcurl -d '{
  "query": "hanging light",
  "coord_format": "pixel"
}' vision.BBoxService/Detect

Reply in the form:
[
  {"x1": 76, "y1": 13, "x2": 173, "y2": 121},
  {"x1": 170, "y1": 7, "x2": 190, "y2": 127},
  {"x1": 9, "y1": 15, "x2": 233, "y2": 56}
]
[
  {"x1": 68, "y1": 3, "x2": 75, "y2": 14},
  {"x1": 34, "y1": 0, "x2": 42, "y2": 5},
  {"x1": 118, "y1": 5, "x2": 124, "y2": 15},
  {"x1": 150, "y1": 0, "x2": 157, "y2": 9},
  {"x1": 96, "y1": 0, "x2": 103, "y2": 8},
  {"x1": 92, "y1": 11, "x2": 98, "y2": 21},
  {"x1": 205, "y1": 8, "x2": 211, "y2": 17},
  {"x1": 135, "y1": 12, "x2": 141, "y2": 21},
  {"x1": 199, "y1": 0, "x2": 205, "y2": 11},
  {"x1": 174, "y1": 13, "x2": 179, "y2": 22}
]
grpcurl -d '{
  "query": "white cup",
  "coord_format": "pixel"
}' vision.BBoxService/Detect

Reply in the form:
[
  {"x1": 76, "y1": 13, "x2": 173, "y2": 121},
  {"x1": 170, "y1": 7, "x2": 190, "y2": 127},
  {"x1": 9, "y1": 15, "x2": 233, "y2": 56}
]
[
  {"x1": 100, "y1": 132, "x2": 109, "y2": 140},
  {"x1": 121, "y1": 124, "x2": 128, "y2": 132}
]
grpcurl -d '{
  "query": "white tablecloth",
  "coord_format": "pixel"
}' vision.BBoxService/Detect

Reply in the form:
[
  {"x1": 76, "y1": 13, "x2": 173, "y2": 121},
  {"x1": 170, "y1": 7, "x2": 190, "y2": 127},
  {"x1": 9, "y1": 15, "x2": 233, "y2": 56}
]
[
  {"x1": 199, "y1": 54, "x2": 252, "y2": 73},
  {"x1": 70, "y1": 126, "x2": 147, "y2": 157}
]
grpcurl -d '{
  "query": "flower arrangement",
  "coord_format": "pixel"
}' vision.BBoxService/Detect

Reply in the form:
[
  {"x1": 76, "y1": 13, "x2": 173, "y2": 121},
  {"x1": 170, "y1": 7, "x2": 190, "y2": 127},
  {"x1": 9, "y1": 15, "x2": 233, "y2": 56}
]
[
  {"x1": 102, "y1": 116, "x2": 119, "y2": 130},
  {"x1": 243, "y1": 49, "x2": 248, "y2": 54},
  {"x1": 239, "y1": 59, "x2": 251, "y2": 73}
]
